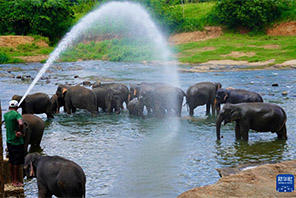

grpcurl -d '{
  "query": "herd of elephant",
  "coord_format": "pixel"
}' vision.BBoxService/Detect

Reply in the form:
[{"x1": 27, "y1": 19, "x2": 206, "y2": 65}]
[
  {"x1": 10, "y1": 81, "x2": 287, "y2": 197},
  {"x1": 12, "y1": 81, "x2": 288, "y2": 145}
]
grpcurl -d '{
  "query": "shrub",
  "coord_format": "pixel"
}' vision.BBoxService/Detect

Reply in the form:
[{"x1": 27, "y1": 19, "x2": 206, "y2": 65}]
[
  {"x1": 213, "y1": 0, "x2": 284, "y2": 31},
  {"x1": 0, "y1": 0, "x2": 74, "y2": 44},
  {"x1": 0, "y1": 53, "x2": 8, "y2": 63}
]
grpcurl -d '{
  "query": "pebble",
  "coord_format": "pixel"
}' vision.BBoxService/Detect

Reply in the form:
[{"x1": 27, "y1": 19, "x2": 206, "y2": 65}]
[{"x1": 282, "y1": 91, "x2": 288, "y2": 96}]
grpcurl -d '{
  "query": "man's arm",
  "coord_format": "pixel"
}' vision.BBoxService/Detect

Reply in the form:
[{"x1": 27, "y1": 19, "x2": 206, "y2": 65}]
[{"x1": 16, "y1": 118, "x2": 24, "y2": 137}]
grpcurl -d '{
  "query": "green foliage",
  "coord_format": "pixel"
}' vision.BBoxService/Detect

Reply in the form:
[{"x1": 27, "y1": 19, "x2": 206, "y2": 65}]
[
  {"x1": 60, "y1": 38, "x2": 162, "y2": 62},
  {"x1": 212, "y1": 0, "x2": 284, "y2": 31},
  {"x1": 0, "y1": 53, "x2": 8, "y2": 63},
  {"x1": 0, "y1": 0, "x2": 74, "y2": 44},
  {"x1": 0, "y1": 52, "x2": 24, "y2": 64},
  {"x1": 277, "y1": 0, "x2": 296, "y2": 22}
]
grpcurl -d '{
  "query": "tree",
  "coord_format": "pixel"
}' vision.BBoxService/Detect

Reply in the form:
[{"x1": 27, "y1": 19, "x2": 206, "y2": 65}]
[
  {"x1": 214, "y1": 0, "x2": 283, "y2": 32},
  {"x1": 0, "y1": 0, "x2": 74, "y2": 43}
]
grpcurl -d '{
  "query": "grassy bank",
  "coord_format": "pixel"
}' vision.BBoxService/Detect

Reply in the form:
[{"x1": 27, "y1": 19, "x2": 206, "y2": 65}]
[
  {"x1": 0, "y1": 36, "x2": 53, "y2": 64},
  {"x1": 175, "y1": 32, "x2": 296, "y2": 67}
]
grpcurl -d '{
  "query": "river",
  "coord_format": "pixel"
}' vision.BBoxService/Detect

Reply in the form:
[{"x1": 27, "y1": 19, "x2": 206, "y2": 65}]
[{"x1": 1, "y1": 60, "x2": 296, "y2": 197}]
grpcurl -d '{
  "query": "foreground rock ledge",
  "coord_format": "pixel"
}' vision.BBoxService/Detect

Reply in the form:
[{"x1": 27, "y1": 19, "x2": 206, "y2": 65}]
[{"x1": 178, "y1": 160, "x2": 296, "y2": 198}]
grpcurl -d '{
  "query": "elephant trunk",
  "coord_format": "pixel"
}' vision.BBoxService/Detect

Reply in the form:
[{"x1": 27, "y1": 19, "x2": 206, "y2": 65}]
[{"x1": 216, "y1": 113, "x2": 223, "y2": 140}]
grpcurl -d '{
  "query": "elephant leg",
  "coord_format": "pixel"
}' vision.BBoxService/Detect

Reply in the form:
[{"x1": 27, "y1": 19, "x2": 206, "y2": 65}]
[
  {"x1": 65, "y1": 101, "x2": 71, "y2": 114},
  {"x1": 277, "y1": 124, "x2": 287, "y2": 140},
  {"x1": 189, "y1": 104, "x2": 194, "y2": 116},
  {"x1": 235, "y1": 122, "x2": 241, "y2": 140},
  {"x1": 206, "y1": 103, "x2": 210, "y2": 115},
  {"x1": 240, "y1": 124, "x2": 249, "y2": 141},
  {"x1": 216, "y1": 103, "x2": 221, "y2": 115},
  {"x1": 211, "y1": 103, "x2": 216, "y2": 116},
  {"x1": 46, "y1": 105, "x2": 54, "y2": 119},
  {"x1": 38, "y1": 182, "x2": 52, "y2": 198},
  {"x1": 72, "y1": 107, "x2": 76, "y2": 113}
]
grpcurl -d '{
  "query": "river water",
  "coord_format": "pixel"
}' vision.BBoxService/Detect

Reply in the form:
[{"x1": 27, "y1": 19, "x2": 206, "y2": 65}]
[{"x1": 1, "y1": 61, "x2": 296, "y2": 197}]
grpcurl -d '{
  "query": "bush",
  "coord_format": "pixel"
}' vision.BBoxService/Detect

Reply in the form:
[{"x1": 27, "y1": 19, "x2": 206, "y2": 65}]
[
  {"x1": 0, "y1": 53, "x2": 8, "y2": 63},
  {"x1": 213, "y1": 0, "x2": 284, "y2": 31},
  {"x1": 0, "y1": 0, "x2": 74, "y2": 44}
]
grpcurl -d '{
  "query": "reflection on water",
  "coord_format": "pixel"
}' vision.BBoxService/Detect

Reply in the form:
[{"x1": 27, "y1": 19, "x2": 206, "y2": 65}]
[
  {"x1": 1, "y1": 61, "x2": 296, "y2": 197},
  {"x1": 215, "y1": 140, "x2": 287, "y2": 166}
]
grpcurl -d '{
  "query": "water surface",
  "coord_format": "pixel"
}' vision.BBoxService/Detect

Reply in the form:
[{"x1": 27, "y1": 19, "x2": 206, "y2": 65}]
[{"x1": 1, "y1": 61, "x2": 295, "y2": 197}]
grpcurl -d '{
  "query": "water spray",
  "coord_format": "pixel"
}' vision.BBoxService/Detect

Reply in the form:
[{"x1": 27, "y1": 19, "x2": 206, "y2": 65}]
[{"x1": 18, "y1": 1, "x2": 179, "y2": 106}]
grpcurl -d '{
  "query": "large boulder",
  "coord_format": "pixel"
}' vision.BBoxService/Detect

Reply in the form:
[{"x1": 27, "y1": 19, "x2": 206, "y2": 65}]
[{"x1": 178, "y1": 160, "x2": 296, "y2": 198}]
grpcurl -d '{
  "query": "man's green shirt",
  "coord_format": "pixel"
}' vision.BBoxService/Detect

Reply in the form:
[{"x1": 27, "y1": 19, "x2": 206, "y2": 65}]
[{"x1": 4, "y1": 110, "x2": 23, "y2": 145}]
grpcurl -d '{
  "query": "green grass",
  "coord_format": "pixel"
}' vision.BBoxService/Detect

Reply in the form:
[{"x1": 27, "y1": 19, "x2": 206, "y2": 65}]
[
  {"x1": 0, "y1": 36, "x2": 54, "y2": 64},
  {"x1": 175, "y1": 33, "x2": 296, "y2": 66},
  {"x1": 59, "y1": 38, "x2": 164, "y2": 62},
  {"x1": 179, "y1": 2, "x2": 215, "y2": 19}
]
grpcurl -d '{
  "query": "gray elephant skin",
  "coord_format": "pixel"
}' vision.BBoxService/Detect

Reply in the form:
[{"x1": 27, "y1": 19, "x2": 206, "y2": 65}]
[
  {"x1": 56, "y1": 84, "x2": 97, "y2": 115},
  {"x1": 186, "y1": 82, "x2": 222, "y2": 116},
  {"x1": 128, "y1": 97, "x2": 144, "y2": 116},
  {"x1": 24, "y1": 153, "x2": 86, "y2": 198},
  {"x1": 50, "y1": 94, "x2": 65, "y2": 113},
  {"x1": 130, "y1": 83, "x2": 185, "y2": 117},
  {"x1": 216, "y1": 103, "x2": 287, "y2": 141},
  {"x1": 216, "y1": 88, "x2": 263, "y2": 105},
  {"x1": 22, "y1": 114, "x2": 45, "y2": 155},
  {"x1": 92, "y1": 87, "x2": 107, "y2": 112},
  {"x1": 93, "y1": 83, "x2": 129, "y2": 110},
  {"x1": 12, "y1": 93, "x2": 54, "y2": 119}
]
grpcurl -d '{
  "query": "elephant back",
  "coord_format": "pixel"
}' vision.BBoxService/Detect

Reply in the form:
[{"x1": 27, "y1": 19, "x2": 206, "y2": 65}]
[{"x1": 22, "y1": 114, "x2": 45, "y2": 133}]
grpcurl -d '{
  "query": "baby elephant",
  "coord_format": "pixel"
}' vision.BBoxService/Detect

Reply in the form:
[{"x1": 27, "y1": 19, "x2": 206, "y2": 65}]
[
  {"x1": 24, "y1": 153, "x2": 86, "y2": 198},
  {"x1": 216, "y1": 103, "x2": 287, "y2": 141},
  {"x1": 22, "y1": 114, "x2": 45, "y2": 155},
  {"x1": 128, "y1": 98, "x2": 144, "y2": 117}
]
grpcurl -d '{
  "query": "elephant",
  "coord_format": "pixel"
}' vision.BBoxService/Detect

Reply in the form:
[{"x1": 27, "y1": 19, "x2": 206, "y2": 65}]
[
  {"x1": 216, "y1": 103, "x2": 287, "y2": 141},
  {"x1": 56, "y1": 84, "x2": 97, "y2": 115},
  {"x1": 215, "y1": 88, "x2": 263, "y2": 105},
  {"x1": 105, "y1": 88, "x2": 122, "y2": 114},
  {"x1": 12, "y1": 93, "x2": 54, "y2": 119},
  {"x1": 22, "y1": 114, "x2": 45, "y2": 155},
  {"x1": 50, "y1": 94, "x2": 65, "y2": 113},
  {"x1": 24, "y1": 153, "x2": 86, "y2": 198},
  {"x1": 127, "y1": 97, "x2": 144, "y2": 116},
  {"x1": 92, "y1": 82, "x2": 129, "y2": 109},
  {"x1": 92, "y1": 87, "x2": 107, "y2": 112},
  {"x1": 134, "y1": 83, "x2": 185, "y2": 117},
  {"x1": 186, "y1": 82, "x2": 222, "y2": 116}
]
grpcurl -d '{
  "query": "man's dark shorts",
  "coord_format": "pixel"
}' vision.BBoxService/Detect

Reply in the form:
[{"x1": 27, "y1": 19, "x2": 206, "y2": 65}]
[{"x1": 7, "y1": 143, "x2": 25, "y2": 165}]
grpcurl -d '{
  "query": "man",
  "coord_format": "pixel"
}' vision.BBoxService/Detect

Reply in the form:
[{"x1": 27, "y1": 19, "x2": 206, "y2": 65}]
[{"x1": 4, "y1": 100, "x2": 24, "y2": 187}]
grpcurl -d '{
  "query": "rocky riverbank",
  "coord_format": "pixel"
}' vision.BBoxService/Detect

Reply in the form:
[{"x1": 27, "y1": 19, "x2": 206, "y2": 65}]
[{"x1": 178, "y1": 160, "x2": 296, "y2": 198}]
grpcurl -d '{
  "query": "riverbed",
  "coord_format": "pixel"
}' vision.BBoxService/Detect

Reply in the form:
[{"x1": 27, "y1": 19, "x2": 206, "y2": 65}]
[{"x1": 1, "y1": 60, "x2": 296, "y2": 197}]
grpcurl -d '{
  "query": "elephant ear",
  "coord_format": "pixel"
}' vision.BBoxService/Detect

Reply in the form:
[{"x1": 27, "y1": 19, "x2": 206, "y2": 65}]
[
  {"x1": 230, "y1": 109, "x2": 240, "y2": 121},
  {"x1": 62, "y1": 88, "x2": 67, "y2": 97}
]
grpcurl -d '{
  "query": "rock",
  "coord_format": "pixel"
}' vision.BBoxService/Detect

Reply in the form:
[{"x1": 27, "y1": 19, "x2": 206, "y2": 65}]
[
  {"x1": 82, "y1": 81, "x2": 91, "y2": 86},
  {"x1": 282, "y1": 91, "x2": 288, "y2": 96},
  {"x1": 178, "y1": 160, "x2": 296, "y2": 198},
  {"x1": 272, "y1": 83, "x2": 279, "y2": 87},
  {"x1": 216, "y1": 162, "x2": 275, "y2": 177},
  {"x1": 40, "y1": 76, "x2": 48, "y2": 80}
]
